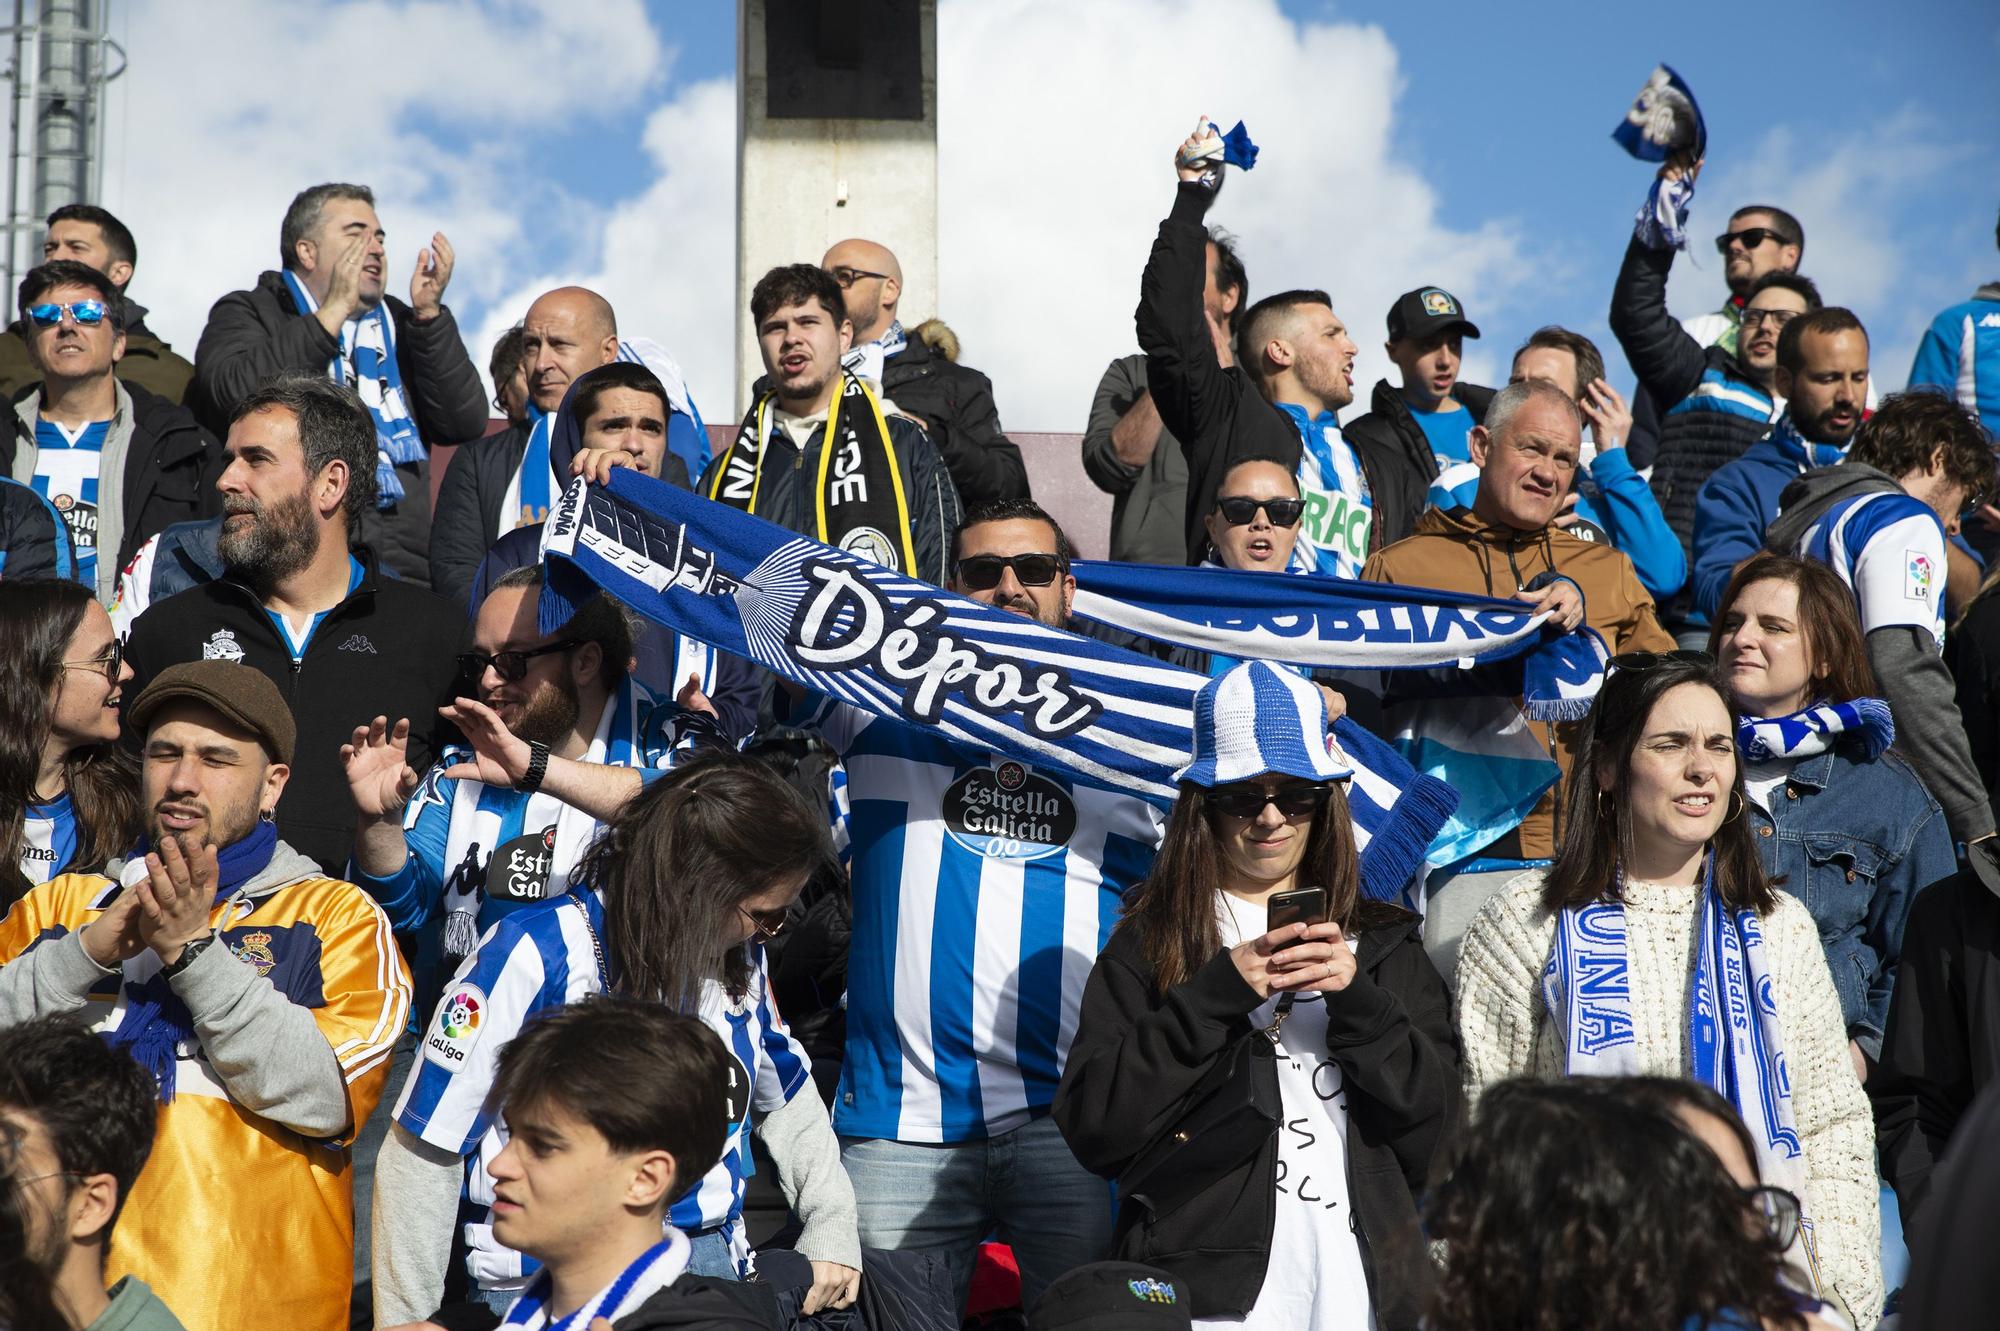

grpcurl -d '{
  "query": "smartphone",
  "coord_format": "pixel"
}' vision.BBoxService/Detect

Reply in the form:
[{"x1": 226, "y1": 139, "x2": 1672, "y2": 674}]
[{"x1": 1267, "y1": 886, "x2": 1328, "y2": 931}]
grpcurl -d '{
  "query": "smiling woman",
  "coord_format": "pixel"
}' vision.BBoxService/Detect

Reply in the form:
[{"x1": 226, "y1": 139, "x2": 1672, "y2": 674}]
[{"x1": 1453, "y1": 653, "x2": 1886, "y2": 1326}]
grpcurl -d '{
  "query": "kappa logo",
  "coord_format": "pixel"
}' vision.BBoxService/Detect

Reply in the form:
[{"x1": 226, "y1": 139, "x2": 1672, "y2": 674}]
[
  {"x1": 202, "y1": 630, "x2": 245, "y2": 663},
  {"x1": 423, "y1": 983, "x2": 487, "y2": 1068},
  {"x1": 1980, "y1": 312, "x2": 2000, "y2": 329},
  {"x1": 337, "y1": 634, "x2": 377, "y2": 654},
  {"x1": 1906, "y1": 549, "x2": 1935, "y2": 602}
]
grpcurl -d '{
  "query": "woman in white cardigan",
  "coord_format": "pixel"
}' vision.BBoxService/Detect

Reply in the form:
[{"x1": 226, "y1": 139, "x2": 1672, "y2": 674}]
[{"x1": 1454, "y1": 651, "x2": 1881, "y2": 1326}]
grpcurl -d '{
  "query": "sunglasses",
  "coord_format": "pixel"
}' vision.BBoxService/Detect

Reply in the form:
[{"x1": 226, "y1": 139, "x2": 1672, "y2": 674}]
[
  {"x1": 60, "y1": 637, "x2": 123, "y2": 684},
  {"x1": 828, "y1": 266, "x2": 890, "y2": 289},
  {"x1": 738, "y1": 902, "x2": 789, "y2": 941},
  {"x1": 1207, "y1": 782, "x2": 1333, "y2": 820},
  {"x1": 1739, "y1": 308, "x2": 1801, "y2": 331},
  {"x1": 1607, "y1": 649, "x2": 1714, "y2": 674},
  {"x1": 1714, "y1": 227, "x2": 1790, "y2": 255},
  {"x1": 1215, "y1": 496, "x2": 1306, "y2": 528},
  {"x1": 955, "y1": 553, "x2": 1063, "y2": 591},
  {"x1": 456, "y1": 639, "x2": 579, "y2": 684},
  {"x1": 1743, "y1": 1184, "x2": 1802, "y2": 1250},
  {"x1": 26, "y1": 299, "x2": 108, "y2": 328}
]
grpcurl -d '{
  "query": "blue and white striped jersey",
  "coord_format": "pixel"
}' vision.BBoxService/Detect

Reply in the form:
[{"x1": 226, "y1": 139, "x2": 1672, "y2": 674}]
[
  {"x1": 1792, "y1": 489, "x2": 1949, "y2": 646},
  {"x1": 392, "y1": 889, "x2": 810, "y2": 1291},
  {"x1": 804, "y1": 697, "x2": 1167, "y2": 1143},
  {"x1": 18, "y1": 792, "x2": 77, "y2": 885},
  {"x1": 1277, "y1": 404, "x2": 1374, "y2": 580}
]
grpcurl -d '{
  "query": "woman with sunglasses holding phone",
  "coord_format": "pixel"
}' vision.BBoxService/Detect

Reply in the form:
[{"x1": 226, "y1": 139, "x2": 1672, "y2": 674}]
[
  {"x1": 0, "y1": 579, "x2": 139, "y2": 907},
  {"x1": 1454, "y1": 651, "x2": 1882, "y2": 1325},
  {"x1": 374, "y1": 753, "x2": 863, "y2": 1324},
  {"x1": 1055, "y1": 662, "x2": 1457, "y2": 1330},
  {"x1": 1427, "y1": 1077, "x2": 1842, "y2": 1331}
]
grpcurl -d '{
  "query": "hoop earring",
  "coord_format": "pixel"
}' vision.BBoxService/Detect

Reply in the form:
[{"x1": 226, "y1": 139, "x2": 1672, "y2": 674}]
[
  {"x1": 1597, "y1": 789, "x2": 1614, "y2": 819},
  {"x1": 1721, "y1": 790, "x2": 1744, "y2": 824}
]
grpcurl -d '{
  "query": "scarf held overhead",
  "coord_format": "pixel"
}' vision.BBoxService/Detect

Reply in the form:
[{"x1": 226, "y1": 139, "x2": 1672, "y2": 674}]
[
  {"x1": 536, "y1": 469, "x2": 1457, "y2": 903},
  {"x1": 282, "y1": 270, "x2": 420, "y2": 508}
]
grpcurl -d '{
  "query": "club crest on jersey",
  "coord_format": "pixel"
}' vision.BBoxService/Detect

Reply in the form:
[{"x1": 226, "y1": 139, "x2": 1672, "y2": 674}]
[
  {"x1": 1906, "y1": 550, "x2": 1934, "y2": 602},
  {"x1": 424, "y1": 984, "x2": 487, "y2": 1068},
  {"x1": 942, "y1": 760, "x2": 1077, "y2": 861},
  {"x1": 229, "y1": 930, "x2": 277, "y2": 977},
  {"x1": 202, "y1": 630, "x2": 246, "y2": 663}
]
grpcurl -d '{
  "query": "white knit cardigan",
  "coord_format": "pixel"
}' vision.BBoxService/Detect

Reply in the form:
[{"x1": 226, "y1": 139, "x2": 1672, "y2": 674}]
[{"x1": 1453, "y1": 870, "x2": 1884, "y2": 1325}]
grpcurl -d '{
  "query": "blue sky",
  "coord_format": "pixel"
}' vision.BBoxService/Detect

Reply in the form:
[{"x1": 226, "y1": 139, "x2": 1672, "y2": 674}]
[{"x1": 106, "y1": 0, "x2": 1998, "y2": 429}]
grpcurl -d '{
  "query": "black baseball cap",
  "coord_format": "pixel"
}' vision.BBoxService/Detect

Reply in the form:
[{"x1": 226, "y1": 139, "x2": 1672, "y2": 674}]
[
  {"x1": 1028, "y1": 1262, "x2": 1193, "y2": 1331},
  {"x1": 1387, "y1": 286, "x2": 1481, "y2": 343}
]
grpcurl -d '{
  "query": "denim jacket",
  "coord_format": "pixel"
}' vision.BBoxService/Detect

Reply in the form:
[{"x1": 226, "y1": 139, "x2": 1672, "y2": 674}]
[{"x1": 1747, "y1": 743, "x2": 1957, "y2": 1056}]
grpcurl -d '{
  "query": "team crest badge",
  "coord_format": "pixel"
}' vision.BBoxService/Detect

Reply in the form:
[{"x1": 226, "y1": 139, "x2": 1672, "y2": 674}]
[
  {"x1": 1422, "y1": 289, "x2": 1457, "y2": 317},
  {"x1": 202, "y1": 630, "x2": 246, "y2": 663},
  {"x1": 839, "y1": 526, "x2": 900, "y2": 572},
  {"x1": 229, "y1": 930, "x2": 277, "y2": 977},
  {"x1": 1127, "y1": 1277, "x2": 1178, "y2": 1304}
]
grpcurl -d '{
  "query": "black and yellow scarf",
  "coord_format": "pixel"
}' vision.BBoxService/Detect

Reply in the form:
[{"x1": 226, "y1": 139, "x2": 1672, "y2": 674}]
[{"x1": 708, "y1": 372, "x2": 919, "y2": 573}]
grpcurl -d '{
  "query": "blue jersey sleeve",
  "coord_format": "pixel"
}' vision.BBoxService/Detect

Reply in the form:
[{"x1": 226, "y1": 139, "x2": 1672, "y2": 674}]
[
  {"x1": 751, "y1": 953, "x2": 813, "y2": 1112},
  {"x1": 1689, "y1": 459, "x2": 1772, "y2": 623},
  {"x1": 352, "y1": 762, "x2": 457, "y2": 934},
  {"x1": 1580, "y1": 448, "x2": 1687, "y2": 600}
]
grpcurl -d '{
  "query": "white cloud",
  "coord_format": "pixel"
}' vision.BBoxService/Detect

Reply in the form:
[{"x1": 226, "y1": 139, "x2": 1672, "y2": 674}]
[{"x1": 99, "y1": 0, "x2": 664, "y2": 359}]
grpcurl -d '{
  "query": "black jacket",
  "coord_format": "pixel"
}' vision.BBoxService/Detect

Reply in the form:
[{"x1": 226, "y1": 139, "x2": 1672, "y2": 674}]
[
  {"x1": 1341, "y1": 377, "x2": 1495, "y2": 495},
  {"x1": 1138, "y1": 184, "x2": 1432, "y2": 563},
  {"x1": 0, "y1": 476, "x2": 74, "y2": 580},
  {"x1": 1053, "y1": 900, "x2": 1458, "y2": 1327},
  {"x1": 878, "y1": 329, "x2": 1029, "y2": 504},
  {"x1": 3, "y1": 380, "x2": 223, "y2": 583},
  {"x1": 191, "y1": 271, "x2": 491, "y2": 588},
  {"x1": 1608, "y1": 236, "x2": 1774, "y2": 621},
  {"x1": 1873, "y1": 870, "x2": 2000, "y2": 1224},
  {"x1": 122, "y1": 546, "x2": 467, "y2": 874},
  {"x1": 612, "y1": 1276, "x2": 781, "y2": 1329}
]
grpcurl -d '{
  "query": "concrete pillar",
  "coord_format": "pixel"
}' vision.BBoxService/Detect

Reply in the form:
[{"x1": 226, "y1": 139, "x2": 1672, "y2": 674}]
[{"x1": 734, "y1": 0, "x2": 938, "y2": 415}]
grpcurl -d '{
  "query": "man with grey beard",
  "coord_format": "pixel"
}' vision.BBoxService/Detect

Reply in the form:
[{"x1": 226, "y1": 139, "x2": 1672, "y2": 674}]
[{"x1": 123, "y1": 373, "x2": 466, "y2": 875}]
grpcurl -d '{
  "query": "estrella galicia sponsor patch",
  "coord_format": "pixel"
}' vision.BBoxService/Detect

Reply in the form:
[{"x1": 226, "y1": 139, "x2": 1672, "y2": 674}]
[
  {"x1": 942, "y1": 760, "x2": 1076, "y2": 860},
  {"x1": 423, "y1": 983, "x2": 488, "y2": 1069},
  {"x1": 490, "y1": 825, "x2": 557, "y2": 903}
]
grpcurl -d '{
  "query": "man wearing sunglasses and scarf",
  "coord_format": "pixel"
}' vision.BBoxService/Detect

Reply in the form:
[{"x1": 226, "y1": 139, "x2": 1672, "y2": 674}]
[
  {"x1": 343, "y1": 564, "x2": 720, "y2": 969},
  {"x1": 3, "y1": 261, "x2": 221, "y2": 604}
]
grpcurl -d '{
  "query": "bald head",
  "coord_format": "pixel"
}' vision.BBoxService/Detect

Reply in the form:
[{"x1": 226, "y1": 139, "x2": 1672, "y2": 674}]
[
  {"x1": 822, "y1": 239, "x2": 902, "y2": 342},
  {"x1": 522, "y1": 286, "x2": 620, "y2": 414}
]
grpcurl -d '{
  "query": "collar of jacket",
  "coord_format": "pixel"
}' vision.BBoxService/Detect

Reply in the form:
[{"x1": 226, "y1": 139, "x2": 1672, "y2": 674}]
[
  {"x1": 1777, "y1": 747, "x2": 1838, "y2": 793},
  {"x1": 1412, "y1": 502, "x2": 1555, "y2": 547},
  {"x1": 219, "y1": 542, "x2": 380, "y2": 610}
]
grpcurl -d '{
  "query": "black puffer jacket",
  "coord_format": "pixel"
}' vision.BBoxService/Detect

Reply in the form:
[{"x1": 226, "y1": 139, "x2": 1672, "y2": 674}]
[
  {"x1": 1054, "y1": 899, "x2": 1459, "y2": 1327},
  {"x1": 1608, "y1": 236, "x2": 1774, "y2": 623},
  {"x1": 879, "y1": 322, "x2": 1029, "y2": 504},
  {"x1": 1341, "y1": 377, "x2": 1495, "y2": 495},
  {"x1": 191, "y1": 270, "x2": 491, "y2": 588}
]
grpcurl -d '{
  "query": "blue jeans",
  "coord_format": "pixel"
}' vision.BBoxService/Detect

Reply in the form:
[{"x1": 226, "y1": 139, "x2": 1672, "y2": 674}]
[{"x1": 840, "y1": 1116, "x2": 1112, "y2": 1313}]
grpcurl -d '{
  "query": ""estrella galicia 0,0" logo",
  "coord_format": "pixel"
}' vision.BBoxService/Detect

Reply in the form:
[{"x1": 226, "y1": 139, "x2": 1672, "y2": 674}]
[{"x1": 942, "y1": 761, "x2": 1077, "y2": 860}]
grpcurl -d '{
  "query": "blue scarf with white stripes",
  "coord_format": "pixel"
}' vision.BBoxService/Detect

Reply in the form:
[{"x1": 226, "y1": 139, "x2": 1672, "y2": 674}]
[
  {"x1": 282, "y1": 270, "x2": 420, "y2": 507},
  {"x1": 1275, "y1": 403, "x2": 1373, "y2": 580},
  {"x1": 1767, "y1": 412, "x2": 1849, "y2": 471},
  {"x1": 535, "y1": 470, "x2": 1458, "y2": 903},
  {"x1": 1738, "y1": 698, "x2": 1894, "y2": 764}
]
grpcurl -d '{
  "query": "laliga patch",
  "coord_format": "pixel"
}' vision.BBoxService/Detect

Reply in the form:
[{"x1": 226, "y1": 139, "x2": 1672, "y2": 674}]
[
  {"x1": 943, "y1": 760, "x2": 1076, "y2": 861},
  {"x1": 1905, "y1": 550, "x2": 1934, "y2": 602},
  {"x1": 424, "y1": 983, "x2": 488, "y2": 1069}
]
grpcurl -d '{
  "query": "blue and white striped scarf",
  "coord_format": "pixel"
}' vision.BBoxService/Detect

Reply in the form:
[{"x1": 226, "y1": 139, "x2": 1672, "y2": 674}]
[
  {"x1": 1766, "y1": 412, "x2": 1849, "y2": 472},
  {"x1": 1544, "y1": 861, "x2": 1805, "y2": 1201},
  {"x1": 535, "y1": 470, "x2": 1459, "y2": 903},
  {"x1": 1738, "y1": 698, "x2": 1894, "y2": 764},
  {"x1": 282, "y1": 270, "x2": 420, "y2": 508},
  {"x1": 842, "y1": 318, "x2": 907, "y2": 385},
  {"x1": 1275, "y1": 403, "x2": 1373, "y2": 580}
]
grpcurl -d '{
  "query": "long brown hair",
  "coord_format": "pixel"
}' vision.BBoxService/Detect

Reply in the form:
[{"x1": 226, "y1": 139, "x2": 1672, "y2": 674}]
[
  {"x1": 1706, "y1": 552, "x2": 1876, "y2": 706},
  {"x1": 577, "y1": 751, "x2": 828, "y2": 1009},
  {"x1": 1118, "y1": 780, "x2": 1360, "y2": 994},
  {"x1": 0, "y1": 581, "x2": 139, "y2": 886},
  {"x1": 1541, "y1": 658, "x2": 1777, "y2": 916}
]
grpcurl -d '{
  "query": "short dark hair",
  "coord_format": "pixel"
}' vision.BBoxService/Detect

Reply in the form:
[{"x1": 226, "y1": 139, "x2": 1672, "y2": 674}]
[
  {"x1": 570, "y1": 361, "x2": 669, "y2": 428},
  {"x1": 1732, "y1": 204, "x2": 1805, "y2": 258},
  {"x1": 280, "y1": 183, "x2": 374, "y2": 271},
  {"x1": 954, "y1": 498, "x2": 1075, "y2": 572},
  {"x1": 0, "y1": 1015, "x2": 158, "y2": 1243},
  {"x1": 1236, "y1": 289, "x2": 1331, "y2": 381},
  {"x1": 489, "y1": 994, "x2": 735, "y2": 1204},
  {"x1": 1746, "y1": 271, "x2": 1822, "y2": 311},
  {"x1": 490, "y1": 565, "x2": 635, "y2": 687},
  {"x1": 1512, "y1": 326, "x2": 1605, "y2": 398},
  {"x1": 45, "y1": 203, "x2": 136, "y2": 273},
  {"x1": 751, "y1": 263, "x2": 846, "y2": 328},
  {"x1": 489, "y1": 324, "x2": 526, "y2": 387},
  {"x1": 1850, "y1": 390, "x2": 1997, "y2": 504},
  {"x1": 16, "y1": 260, "x2": 123, "y2": 331},
  {"x1": 1775, "y1": 307, "x2": 1866, "y2": 376},
  {"x1": 230, "y1": 374, "x2": 379, "y2": 527},
  {"x1": 1707, "y1": 552, "x2": 1876, "y2": 706},
  {"x1": 1206, "y1": 227, "x2": 1249, "y2": 335},
  {"x1": 1214, "y1": 454, "x2": 1301, "y2": 508}
]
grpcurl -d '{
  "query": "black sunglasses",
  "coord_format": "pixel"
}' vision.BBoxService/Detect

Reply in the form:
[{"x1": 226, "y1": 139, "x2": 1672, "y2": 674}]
[
  {"x1": 1215, "y1": 496, "x2": 1306, "y2": 528},
  {"x1": 1607, "y1": 649, "x2": 1714, "y2": 674},
  {"x1": 1714, "y1": 227, "x2": 1790, "y2": 255},
  {"x1": 1743, "y1": 1185, "x2": 1801, "y2": 1250},
  {"x1": 1207, "y1": 782, "x2": 1333, "y2": 820},
  {"x1": 59, "y1": 636, "x2": 123, "y2": 683},
  {"x1": 457, "y1": 639, "x2": 579, "y2": 684},
  {"x1": 955, "y1": 553, "x2": 1063, "y2": 591}
]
